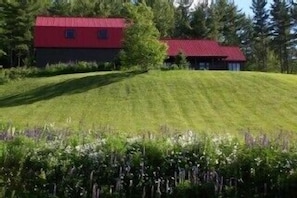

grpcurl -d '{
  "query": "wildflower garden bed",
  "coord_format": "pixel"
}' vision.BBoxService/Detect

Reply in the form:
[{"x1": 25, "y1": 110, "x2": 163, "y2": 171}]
[{"x1": 1, "y1": 127, "x2": 297, "y2": 197}]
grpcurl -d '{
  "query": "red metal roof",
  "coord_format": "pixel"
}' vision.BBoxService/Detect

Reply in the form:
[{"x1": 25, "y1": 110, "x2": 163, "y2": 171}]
[
  {"x1": 35, "y1": 16, "x2": 126, "y2": 28},
  {"x1": 162, "y1": 39, "x2": 227, "y2": 57},
  {"x1": 221, "y1": 46, "x2": 246, "y2": 62}
]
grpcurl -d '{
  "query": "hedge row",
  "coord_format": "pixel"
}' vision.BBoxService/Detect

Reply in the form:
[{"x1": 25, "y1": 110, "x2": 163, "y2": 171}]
[{"x1": 0, "y1": 61, "x2": 117, "y2": 84}]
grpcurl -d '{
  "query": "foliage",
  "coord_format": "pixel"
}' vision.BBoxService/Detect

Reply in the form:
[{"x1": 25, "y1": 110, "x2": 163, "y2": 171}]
[
  {"x1": 0, "y1": 0, "x2": 40, "y2": 67},
  {"x1": 142, "y1": 0, "x2": 176, "y2": 37},
  {"x1": 1, "y1": 129, "x2": 297, "y2": 197},
  {"x1": 190, "y1": 3, "x2": 208, "y2": 38},
  {"x1": 174, "y1": 51, "x2": 190, "y2": 69},
  {"x1": 0, "y1": 0, "x2": 296, "y2": 72},
  {"x1": 120, "y1": 3, "x2": 167, "y2": 71},
  {"x1": 0, "y1": 71, "x2": 8, "y2": 85},
  {"x1": 251, "y1": 0, "x2": 270, "y2": 71},
  {"x1": 270, "y1": 0, "x2": 294, "y2": 73},
  {"x1": 0, "y1": 61, "x2": 116, "y2": 83},
  {"x1": 173, "y1": 0, "x2": 193, "y2": 38},
  {"x1": 266, "y1": 49, "x2": 281, "y2": 72},
  {"x1": 47, "y1": 0, "x2": 73, "y2": 16},
  {"x1": 40, "y1": 61, "x2": 115, "y2": 76}
]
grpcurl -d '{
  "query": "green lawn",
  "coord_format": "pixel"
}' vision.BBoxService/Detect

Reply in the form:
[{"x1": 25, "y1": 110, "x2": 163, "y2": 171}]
[{"x1": 1, "y1": 70, "x2": 297, "y2": 135}]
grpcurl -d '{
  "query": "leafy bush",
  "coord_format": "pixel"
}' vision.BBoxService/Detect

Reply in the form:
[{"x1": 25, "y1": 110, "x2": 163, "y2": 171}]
[
  {"x1": 2, "y1": 67, "x2": 37, "y2": 80},
  {"x1": 174, "y1": 52, "x2": 190, "y2": 70},
  {"x1": 0, "y1": 69, "x2": 8, "y2": 84},
  {"x1": 161, "y1": 63, "x2": 181, "y2": 71},
  {"x1": 1, "y1": 129, "x2": 297, "y2": 197},
  {"x1": 0, "y1": 61, "x2": 118, "y2": 84}
]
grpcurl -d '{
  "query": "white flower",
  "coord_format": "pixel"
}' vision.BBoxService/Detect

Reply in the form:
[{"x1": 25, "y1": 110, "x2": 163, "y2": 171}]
[{"x1": 255, "y1": 157, "x2": 262, "y2": 166}]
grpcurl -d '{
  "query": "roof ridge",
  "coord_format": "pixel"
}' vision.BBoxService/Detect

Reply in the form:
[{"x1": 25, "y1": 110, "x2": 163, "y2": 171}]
[
  {"x1": 161, "y1": 38, "x2": 217, "y2": 41},
  {"x1": 36, "y1": 16, "x2": 125, "y2": 19}
]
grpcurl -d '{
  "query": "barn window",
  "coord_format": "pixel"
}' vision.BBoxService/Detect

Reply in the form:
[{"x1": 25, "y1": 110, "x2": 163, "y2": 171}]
[
  {"x1": 228, "y1": 63, "x2": 240, "y2": 71},
  {"x1": 199, "y1": 62, "x2": 209, "y2": 70},
  {"x1": 98, "y1": 29, "x2": 108, "y2": 40},
  {"x1": 65, "y1": 29, "x2": 75, "y2": 39}
]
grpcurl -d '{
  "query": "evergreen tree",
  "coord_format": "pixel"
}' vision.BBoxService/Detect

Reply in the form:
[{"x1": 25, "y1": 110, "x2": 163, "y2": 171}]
[
  {"x1": 134, "y1": 0, "x2": 176, "y2": 37},
  {"x1": 190, "y1": 3, "x2": 208, "y2": 38},
  {"x1": 174, "y1": 51, "x2": 190, "y2": 69},
  {"x1": 120, "y1": 3, "x2": 167, "y2": 70},
  {"x1": 207, "y1": 2, "x2": 221, "y2": 40},
  {"x1": 151, "y1": 0, "x2": 175, "y2": 37},
  {"x1": 48, "y1": 0, "x2": 73, "y2": 16},
  {"x1": 0, "y1": 0, "x2": 39, "y2": 67},
  {"x1": 251, "y1": 0, "x2": 270, "y2": 71},
  {"x1": 72, "y1": 0, "x2": 96, "y2": 17},
  {"x1": 270, "y1": 0, "x2": 292, "y2": 73},
  {"x1": 239, "y1": 16, "x2": 255, "y2": 70},
  {"x1": 208, "y1": 0, "x2": 244, "y2": 45},
  {"x1": 0, "y1": 3, "x2": 6, "y2": 60},
  {"x1": 223, "y1": 2, "x2": 245, "y2": 45},
  {"x1": 173, "y1": 0, "x2": 193, "y2": 38}
]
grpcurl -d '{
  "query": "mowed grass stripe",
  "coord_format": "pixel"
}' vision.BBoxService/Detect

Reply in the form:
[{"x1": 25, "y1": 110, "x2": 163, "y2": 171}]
[{"x1": 1, "y1": 70, "x2": 297, "y2": 134}]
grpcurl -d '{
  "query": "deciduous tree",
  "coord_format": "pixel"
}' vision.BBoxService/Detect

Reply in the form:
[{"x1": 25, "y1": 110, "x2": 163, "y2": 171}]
[{"x1": 120, "y1": 3, "x2": 167, "y2": 70}]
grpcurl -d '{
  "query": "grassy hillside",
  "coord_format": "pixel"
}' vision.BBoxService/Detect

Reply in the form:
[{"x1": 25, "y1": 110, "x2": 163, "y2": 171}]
[{"x1": 1, "y1": 70, "x2": 297, "y2": 135}]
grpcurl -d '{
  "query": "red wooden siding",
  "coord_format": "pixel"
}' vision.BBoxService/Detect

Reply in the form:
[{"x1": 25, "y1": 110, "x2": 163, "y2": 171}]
[
  {"x1": 34, "y1": 17, "x2": 125, "y2": 48},
  {"x1": 34, "y1": 26, "x2": 123, "y2": 48}
]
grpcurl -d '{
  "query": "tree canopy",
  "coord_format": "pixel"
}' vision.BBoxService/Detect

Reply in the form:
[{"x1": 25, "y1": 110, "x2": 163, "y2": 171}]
[
  {"x1": 120, "y1": 3, "x2": 167, "y2": 70},
  {"x1": 0, "y1": 0, "x2": 296, "y2": 73}
]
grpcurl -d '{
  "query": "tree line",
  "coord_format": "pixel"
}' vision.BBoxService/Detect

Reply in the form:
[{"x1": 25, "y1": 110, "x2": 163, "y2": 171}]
[{"x1": 0, "y1": 0, "x2": 296, "y2": 73}]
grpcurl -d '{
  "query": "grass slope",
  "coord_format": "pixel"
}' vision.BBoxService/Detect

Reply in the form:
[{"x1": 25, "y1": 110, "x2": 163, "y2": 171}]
[{"x1": 1, "y1": 70, "x2": 297, "y2": 134}]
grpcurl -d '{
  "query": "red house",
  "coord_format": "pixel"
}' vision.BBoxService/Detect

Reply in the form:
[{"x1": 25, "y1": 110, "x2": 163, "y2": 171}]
[
  {"x1": 34, "y1": 16, "x2": 125, "y2": 67},
  {"x1": 163, "y1": 39, "x2": 246, "y2": 70},
  {"x1": 34, "y1": 16, "x2": 246, "y2": 70}
]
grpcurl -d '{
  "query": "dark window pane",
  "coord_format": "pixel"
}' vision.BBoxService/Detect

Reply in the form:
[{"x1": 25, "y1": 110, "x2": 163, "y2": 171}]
[
  {"x1": 65, "y1": 29, "x2": 75, "y2": 39},
  {"x1": 98, "y1": 29, "x2": 108, "y2": 40}
]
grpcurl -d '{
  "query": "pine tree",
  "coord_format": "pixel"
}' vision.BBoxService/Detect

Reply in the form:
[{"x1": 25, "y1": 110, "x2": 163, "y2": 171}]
[
  {"x1": 133, "y1": 0, "x2": 176, "y2": 37},
  {"x1": 190, "y1": 3, "x2": 208, "y2": 38},
  {"x1": 0, "y1": 3, "x2": 6, "y2": 60},
  {"x1": 239, "y1": 16, "x2": 255, "y2": 70},
  {"x1": 270, "y1": 0, "x2": 292, "y2": 73},
  {"x1": 48, "y1": 0, "x2": 73, "y2": 16},
  {"x1": 251, "y1": 0, "x2": 270, "y2": 71},
  {"x1": 0, "y1": 0, "x2": 39, "y2": 67},
  {"x1": 151, "y1": 0, "x2": 175, "y2": 37},
  {"x1": 207, "y1": 3, "x2": 221, "y2": 40},
  {"x1": 72, "y1": 0, "x2": 96, "y2": 17},
  {"x1": 173, "y1": 0, "x2": 193, "y2": 38}
]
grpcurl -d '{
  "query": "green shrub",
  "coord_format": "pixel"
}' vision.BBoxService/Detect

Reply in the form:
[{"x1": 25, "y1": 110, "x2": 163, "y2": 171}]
[
  {"x1": 3, "y1": 67, "x2": 37, "y2": 80},
  {"x1": 0, "y1": 61, "x2": 118, "y2": 83},
  {"x1": 0, "y1": 69, "x2": 8, "y2": 84},
  {"x1": 174, "y1": 52, "x2": 190, "y2": 70}
]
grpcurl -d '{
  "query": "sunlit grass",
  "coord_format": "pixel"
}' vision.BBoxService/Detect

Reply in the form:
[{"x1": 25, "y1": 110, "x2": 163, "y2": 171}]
[{"x1": 0, "y1": 70, "x2": 297, "y2": 135}]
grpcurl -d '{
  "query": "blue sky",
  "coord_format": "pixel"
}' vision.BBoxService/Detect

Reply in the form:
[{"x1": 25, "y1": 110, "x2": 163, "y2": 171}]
[{"x1": 234, "y1": 0, "x2": 273, "y2": 16}]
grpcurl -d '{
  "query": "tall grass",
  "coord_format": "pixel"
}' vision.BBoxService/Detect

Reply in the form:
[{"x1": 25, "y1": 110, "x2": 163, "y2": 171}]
[{"x1": 1, "y1": 127, "x2": 297, "y2": 197}]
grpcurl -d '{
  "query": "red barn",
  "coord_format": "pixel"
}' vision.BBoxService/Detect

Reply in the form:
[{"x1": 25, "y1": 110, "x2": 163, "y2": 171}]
[
  {"x1": 221, "y1": 46, "x2": 246, "y2": 71},
  {"x1": 34, "y1": 16, "x2": 125, "y2": 67},
  {"x1": 163, "y1": 39, "x2": 246, "y2": 70},
  {"x1": 34, "y1": 16, "x2": 246, "y2": 70}
]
